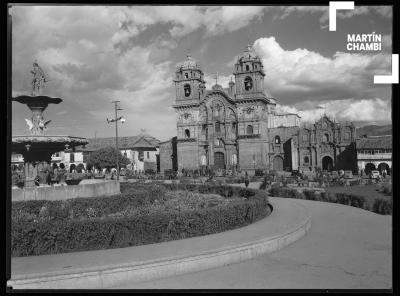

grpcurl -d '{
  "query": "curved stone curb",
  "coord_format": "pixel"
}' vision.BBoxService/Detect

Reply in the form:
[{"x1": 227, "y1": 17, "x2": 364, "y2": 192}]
[{"x1": 8, "y1": 200, "x2": 311, "y2": 289}]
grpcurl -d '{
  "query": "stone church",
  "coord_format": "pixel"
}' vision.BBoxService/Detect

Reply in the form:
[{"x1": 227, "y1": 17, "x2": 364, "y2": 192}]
[{"x1": 160, "y1": 45, "x2": 357, "y2": 174}]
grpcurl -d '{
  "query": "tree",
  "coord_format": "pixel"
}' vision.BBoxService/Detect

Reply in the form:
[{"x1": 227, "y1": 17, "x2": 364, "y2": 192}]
[
  {"x1": 76, "y1": 163, "x2": 85, "y2": 173},
  {"x1": 86, "y1": 146, "x2": 130, "y2": 170}
]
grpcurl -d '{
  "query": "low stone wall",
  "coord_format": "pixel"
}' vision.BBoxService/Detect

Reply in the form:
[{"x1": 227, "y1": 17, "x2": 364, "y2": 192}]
[{"x1": 12, "y1": 180, "x2": 120, "y2": 201}]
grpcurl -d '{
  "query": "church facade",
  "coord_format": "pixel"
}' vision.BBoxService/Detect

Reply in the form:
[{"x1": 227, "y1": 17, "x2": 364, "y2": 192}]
[{"x1": 161, "y1": 45, "x2": 357, "y2": 174}]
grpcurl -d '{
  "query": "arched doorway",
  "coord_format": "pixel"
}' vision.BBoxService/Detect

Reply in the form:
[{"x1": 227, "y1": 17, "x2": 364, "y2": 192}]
[
  {"x1": 69, "y1": 163, "x2": 76, "y2": 173},
  {"x1": 378, "y1": 163, "x2": 390, "y2": 175},
  {"x1": 365, "y1": 163, "x2": 376, "y2": 175},
  {"x1": 322, "y1": 156, "x2": 333, "y2": 171},
  {"x1": 214, "y1": 152, "x2": 225, "y2": 170},
  {"x1": 273, "y1": 156, "x2": 284, "y2": 171}
]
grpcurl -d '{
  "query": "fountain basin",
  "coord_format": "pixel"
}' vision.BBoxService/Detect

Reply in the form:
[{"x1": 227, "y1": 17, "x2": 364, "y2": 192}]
[
  {"x1": 12, "y1": 180, "x2": 120, "y2": 201},
  {"x1": 12, "y1": 135, "x2": 88, "y2": 155}
]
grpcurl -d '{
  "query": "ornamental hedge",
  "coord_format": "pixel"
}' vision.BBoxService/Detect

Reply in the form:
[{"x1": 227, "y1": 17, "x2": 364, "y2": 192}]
[
  {"x1": 12, "y1": 184, "x2": 270, "y2": 257},
  {"x1": 269, "y1": 187, "x2": 392, "y2": 215}
]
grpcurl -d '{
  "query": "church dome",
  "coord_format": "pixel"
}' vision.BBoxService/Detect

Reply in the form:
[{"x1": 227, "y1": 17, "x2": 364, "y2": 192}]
[
  {"x1": 176, "y1": 54, "x2": 201, "y2": 71},
  {"x1": 236, "y1": 44, "x2": 260, "y2": 62},
  {"x1": 212, "y1": 83, "x2": 223, "y2": 91}
]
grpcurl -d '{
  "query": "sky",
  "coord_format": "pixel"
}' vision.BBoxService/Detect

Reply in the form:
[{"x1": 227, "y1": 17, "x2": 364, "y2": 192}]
[{"x1": 10, "y1": 5, "x2": 393, "y2": 142}]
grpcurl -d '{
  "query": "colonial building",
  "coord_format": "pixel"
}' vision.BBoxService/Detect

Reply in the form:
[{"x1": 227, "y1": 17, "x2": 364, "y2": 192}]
[
  {"x1": 160, "y1": 45, "x2": 365, "y2": 175},
  {"x1": 159, "y1": 136, "x2": 178, "y2": 174},
  {"x1": 170, "y1": 45, "x2": 300, "y2": 174},
  {"x1": 294, "y1": 116, "x2": 357, "y2": 172},
  {"x1": 356, "y1": 135, "x2": 392, "y2": 175},
  {"x1": 78, "y1": 134, "x2": 160, "y2": 173}
]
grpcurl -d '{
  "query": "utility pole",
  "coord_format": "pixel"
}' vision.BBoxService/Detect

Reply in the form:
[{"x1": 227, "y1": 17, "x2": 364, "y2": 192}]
[
  {"x1": 114, "y1": 101, "x2": 119, "y2": 181},
  {"x1": 107, "y1": 100, "x2": 125, "y2": 181}
]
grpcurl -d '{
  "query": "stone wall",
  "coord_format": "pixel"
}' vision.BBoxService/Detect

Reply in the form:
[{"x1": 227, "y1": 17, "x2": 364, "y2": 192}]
[
  {"x1": 177, "y1": 141, "x2": 199, "y2": 170},
  {"x1": 238, "y1": 139, "x2": 268, "y2": 173},
  {"x1": 12, "y1": 180, "x2": 120, "y2": 201},
  {"x1": 160, "y1": 140, "x2": 173, "y2": 173}
]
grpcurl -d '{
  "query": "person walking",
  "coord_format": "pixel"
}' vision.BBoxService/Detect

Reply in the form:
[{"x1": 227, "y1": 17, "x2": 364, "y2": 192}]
[{"x1": 244, "y1": 172, "x2": 250, "y2": 188}]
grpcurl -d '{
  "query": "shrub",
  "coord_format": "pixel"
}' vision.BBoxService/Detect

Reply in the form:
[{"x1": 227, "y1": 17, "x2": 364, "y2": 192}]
[
  {"x1": 372, "y1": 198, "x2": 392, "y2": 215},
  {"x1": 12, "y1": 184, "x2": 271, "y2": 257},
  {"x1": 254, "y1": 168, "x2": 264, "y2": 176},
  {"x1": 270, "y1": 187, "x2": 389, "y2": 215},
  {"x1": 303, "y1": 190, "x2": 317, "y2": 200}
]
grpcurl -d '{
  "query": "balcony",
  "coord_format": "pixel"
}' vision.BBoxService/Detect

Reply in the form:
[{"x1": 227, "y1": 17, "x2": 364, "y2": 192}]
[
  {"x1": 238, "y1": 134, "x2": 261, "y2": 139},
  {"x1": 177, "y1": 138, "x2": 196, "y2": 143}
]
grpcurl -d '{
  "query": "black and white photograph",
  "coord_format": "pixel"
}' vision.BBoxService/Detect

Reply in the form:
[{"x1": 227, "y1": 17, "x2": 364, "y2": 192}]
[{"x1": 6, "y1": 1, "x2": 397, "y2": 291}]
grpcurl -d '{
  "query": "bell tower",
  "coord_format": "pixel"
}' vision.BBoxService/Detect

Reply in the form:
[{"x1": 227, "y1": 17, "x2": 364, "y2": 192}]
[
  {"x1": 233, "y1": 44, "x2": 266, "y2": 99},
  {"x1": 174, "y1": 54, "x2": 205, "y2": 103}
]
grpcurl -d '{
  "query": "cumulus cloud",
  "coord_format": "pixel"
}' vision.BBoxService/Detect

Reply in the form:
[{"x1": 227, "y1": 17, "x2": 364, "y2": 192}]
[
  {"x1": 11, "y1": 6, "x2": 178, "y2": 140},
  {"x1": 110, "y1": 6, "x2": 268, "y2": 45},
  {"x1": 276, "y1": 97, "x2": 391, "y2": 123},
  {"x1": 382, "y1": 34, "x2": 392, "y2": 48},
  {"x1": 276, "y1": 5, "x2": 392, "y2": 28},
  {"x1": 253, "y1": 36, "x2": 391, "y2": 103}
]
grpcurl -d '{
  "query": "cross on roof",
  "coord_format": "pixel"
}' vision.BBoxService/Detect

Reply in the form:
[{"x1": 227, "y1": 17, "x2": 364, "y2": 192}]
[{"x1": 214, "y1": 71, "x2": 219, "y2": 85}]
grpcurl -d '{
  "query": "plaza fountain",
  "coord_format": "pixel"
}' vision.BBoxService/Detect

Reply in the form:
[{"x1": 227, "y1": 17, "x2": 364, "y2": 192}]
[{"x1": 12, "y1": 61, "x2": 88, "y2": 187}]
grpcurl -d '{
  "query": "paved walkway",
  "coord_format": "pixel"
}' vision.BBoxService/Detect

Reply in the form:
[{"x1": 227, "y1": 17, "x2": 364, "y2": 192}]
[{"x1": 118, "y1": 199, "x2": 392, "y2": 289}]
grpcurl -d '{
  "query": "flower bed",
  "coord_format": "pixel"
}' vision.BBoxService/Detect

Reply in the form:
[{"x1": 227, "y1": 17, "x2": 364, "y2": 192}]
[{"x1": 12, "y1": 183, "x2": 271, "y2": 257}]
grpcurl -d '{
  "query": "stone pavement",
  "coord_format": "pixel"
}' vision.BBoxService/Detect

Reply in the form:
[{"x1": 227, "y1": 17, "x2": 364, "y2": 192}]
[{"x1": 118, "y1": 199, "x2": 392, "y2": 289}]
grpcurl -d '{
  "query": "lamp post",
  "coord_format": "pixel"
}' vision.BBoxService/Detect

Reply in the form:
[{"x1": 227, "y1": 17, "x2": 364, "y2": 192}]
[{"x1": 107, "y1": 100, "x2": 125, "y2": 181}]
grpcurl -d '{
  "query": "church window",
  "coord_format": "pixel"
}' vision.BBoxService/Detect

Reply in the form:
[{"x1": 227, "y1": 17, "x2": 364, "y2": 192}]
[
  {"x1": 147, "y1": 152, "x2": 150, "y2": 159},
  {"x1": 302, "y1": 134, "x2": 308, "y2": 142},
  {"x1": 215, "y1": 121, "x2": 221, "y2": 133},
  {"x1": 304, "y1": 156, "x2": 309, "y2": 164},
  {"x1": 246, "y1": 65, "x2": 250, "y2": 71},
  {"x1": 139, "y1": 151, "x2": 144, "y2": 161},
  {"x1": 184, "y1": 84, "x2": 191, "y2": 97},
  {"x1": 201, "y1": 155, "x2": 207, "y2": 166},
  {"x1": 247, "y1": 125, "x2": 253, "y2": 135},
  {"x1": 185, "y1": 73, "x2": 188, "y2": 79},
  {"x1": 215, "y1": 106, "x2": 220, "y2": 117},
  {"x1": 70, "y1": 153, "x2": 75, "y2": 163},
  {"x1": 323, "y1": 133, "x2": 329, "y2": 142},
  {"x1": 275, "y1": 136, "x2": 281, "y2": 144},
  {"x1": 184, "y1": 129, "x2": 190, "y2": 138},
  {"x1": 244, "y1": 77, "x2": 253, "y2": 91}
]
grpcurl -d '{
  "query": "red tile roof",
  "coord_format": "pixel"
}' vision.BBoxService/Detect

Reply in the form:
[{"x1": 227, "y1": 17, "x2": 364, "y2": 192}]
[
  {"x1": 356, "y1": 135, "x2": 392, "y2": 149},
  {"x1": 76, "y1": 135, "x2": 159, "y2": 152}
]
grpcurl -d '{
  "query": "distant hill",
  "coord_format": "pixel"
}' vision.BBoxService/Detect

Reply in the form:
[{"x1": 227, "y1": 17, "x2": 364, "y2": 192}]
[{"x1": 356, "y1": 125, "x2": 392, "y2": 137}]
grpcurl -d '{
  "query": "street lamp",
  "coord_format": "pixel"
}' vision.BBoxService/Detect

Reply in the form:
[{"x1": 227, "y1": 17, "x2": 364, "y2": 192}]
[{"x1": 107, "y1": 100, "x2": 125, "y2": 181}]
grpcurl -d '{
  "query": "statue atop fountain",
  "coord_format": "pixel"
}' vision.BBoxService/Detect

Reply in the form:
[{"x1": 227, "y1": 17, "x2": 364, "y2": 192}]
[{"x1": 30, "y1": 60, "x2": 48, "y2": 96}]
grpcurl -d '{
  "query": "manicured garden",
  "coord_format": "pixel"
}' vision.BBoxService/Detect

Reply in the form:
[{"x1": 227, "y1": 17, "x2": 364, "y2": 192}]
[
  {"x1": 11, "y1": 183, "x2": 271, "y2": 257},
  {"x1": 268, "y1": 185, "x2": 392, "y2": 215}
]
